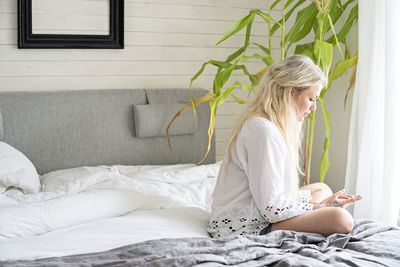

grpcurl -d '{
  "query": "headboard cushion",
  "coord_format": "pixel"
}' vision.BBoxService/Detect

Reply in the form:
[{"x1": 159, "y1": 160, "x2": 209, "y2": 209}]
[
  {"x1": 145, "y1": 89, "x2": 193, "y2": 104},
  {"x1": 0, "y1": 108, "x2": 3, "y2": 140},
  {"x1": 133, "y1": 103, "x2": 197, "y2": 138},
  {"x1": 0, "y1": 89, "x2": 215, "y2": 174}
]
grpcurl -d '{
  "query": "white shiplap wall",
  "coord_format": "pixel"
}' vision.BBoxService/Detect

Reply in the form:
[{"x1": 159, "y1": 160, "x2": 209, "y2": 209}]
[{"x1": 0, "y1": 0, "x2": 282, "y2": 161}]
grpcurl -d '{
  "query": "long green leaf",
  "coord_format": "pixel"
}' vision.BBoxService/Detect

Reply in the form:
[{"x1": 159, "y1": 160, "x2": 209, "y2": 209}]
[
  {"x1": 343, "y1": 0, "x2": 356, "y2": 8},
  {"x1": 327, "y1": 0, "x2": 342, "y2": 26},
  {"x1": 197, "y1": 59, "x2": 259, "y2": 95},
  {"x1": 244, "y1": 19, "x2": 253, "y2": 48},
  {"x1": 294, "y1": 42, "x2": 316, "y2": 62},
  {"x1": 197, "y1": 99, "x2": 218, "y2": 164},
  {"x1": 327, "y1": 13, "x2": 343, "y2": 58},
  {"x1": 328, "y1": 52, "x2": 358, "y2": 88},
  {"x1": 210, "y1": 62, "x2": 257, "y2": 84},
  {"x1": 328, "y1": 0, "x2": 355, "y2": 28},
  {"x1": 213, "y1": 63, "x2": 236, "y2": 95},
  {"x1": 237, "y1": 82, "x2": 255, "y2": 91},
  {"x1": 336, "y1": 4, "x2": 358, "y2": 43},
  {"x1": 216, "y1": 83, "x2": 237, "y2": 106},
  {"x1": 190, "y1": 62, "x2": 207, "y2": 85},
  {"x1": 216, "y1": 81, "x2": 254, "y2": 106},
  {"x1": 317, "y1": 12, "x2": 326, "y2": 37},
  {"x1": 285, "y1": 3, "x2": 318, "y2": 46},
  {"x1": 344, "y1": 64, "x2": 357, "y2": 109},
  {"x1": 190, "y1": 95, "x2": 197, "y2": 116},
  {"x1": 168, "y1": 92, "x2": 214, "y2": 151},
  {"x1": 237, "y1": 65, "x2": 259, "y2": 85},
  {"x1": 254, "y1": 10, "x2": 278, "y2": 24},
  {"x1": 271, "y1": 0, "x2": 282, "y2": 10},
  {"x1": 327, "y1": 3, "x2": 357, "y2": 44},
  {"x1": 314, "y1": 41, "x2": 333, "y2": 98},
  {"x1": 237, "y1": 53, "x2": 274, "y2": 66},
  {"x1": 190, "y1": 60, "x2": 231, "y2": 87},
  {"x1": 320, "y1": 0, "x2": 337, "y2": 37},
  {"x1": 215, "y1": 12, "x2": 255, "y2": 46},
  {"x1": 317, "y1": 97, "x2": 332, "y2": 181},
  {"x1": 284, "y1": 0, "x2": 296, "y2": 9},
  {"x1": 210, "y1": 61, "x2": 232, "y2": 68},
  {"x1": 271, "y1": 0, "x2": 306, "y2": 36},
  {"x1": 344, "y1": 42, "x2": 350, "y2": 60},
  {"x1": 225, "y1": 47, "x2": 246, "y2": 63},
  {"x1": 231, "y1": 94, "x2": 246, "y2": 104},
  {"x1": 314, "y1": 40, "x2": 333, "y2": 79},
  {"x1": 312, "y1": 16, "x2": 320, "y2": 40},
  {"x1": 251, "y1": 42, "x2": 271, "y2": 56}
]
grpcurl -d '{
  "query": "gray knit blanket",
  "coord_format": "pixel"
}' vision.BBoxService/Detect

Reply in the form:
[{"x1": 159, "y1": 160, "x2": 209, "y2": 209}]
[{"x1": 2, "y1": 219, "x2": 399, "y2": 267}]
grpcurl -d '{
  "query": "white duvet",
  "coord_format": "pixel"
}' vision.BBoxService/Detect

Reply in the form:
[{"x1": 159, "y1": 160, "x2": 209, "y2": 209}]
[{"x1": 0, "y1": 162, "x2": 221, "y2": 261}]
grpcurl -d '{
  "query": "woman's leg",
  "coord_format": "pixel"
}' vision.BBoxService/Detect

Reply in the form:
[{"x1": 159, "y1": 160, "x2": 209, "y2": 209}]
[
  {"x1": 300, "y1": 182, "x2": 333, "y2": 203},
  {"x1": 270, "y1": 183, "x2": 352, "y2": 236},
  {"x1": 270, "y1": 207, "x2": 354, "y2": 236}
]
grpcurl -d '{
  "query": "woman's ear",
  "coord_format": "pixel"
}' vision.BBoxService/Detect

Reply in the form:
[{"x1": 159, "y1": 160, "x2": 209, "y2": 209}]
[{"x1": 290, "y1": 87, "x2": 295, "y2": 96}]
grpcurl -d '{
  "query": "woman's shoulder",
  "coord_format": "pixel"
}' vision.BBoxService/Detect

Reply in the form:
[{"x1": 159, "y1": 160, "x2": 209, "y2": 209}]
[
  {"x1": 239, "y1": 117, "x2": 286, "y2": 152},
  {"x1": 242, "y1": 117, "x2": 280, "y2": 134}
]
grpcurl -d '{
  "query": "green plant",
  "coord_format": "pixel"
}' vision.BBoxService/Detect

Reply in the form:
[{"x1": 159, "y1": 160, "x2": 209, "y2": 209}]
[{"x1": 167, "y1": 0, "x2": 358, "y2": 184}]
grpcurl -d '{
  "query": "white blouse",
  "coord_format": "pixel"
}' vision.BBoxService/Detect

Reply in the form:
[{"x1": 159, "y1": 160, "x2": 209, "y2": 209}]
[{"x1": 208, "y1": 117, "x2": 313, "y2": 238}]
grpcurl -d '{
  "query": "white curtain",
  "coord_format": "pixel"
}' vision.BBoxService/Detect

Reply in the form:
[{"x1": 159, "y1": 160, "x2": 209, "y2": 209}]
[{"x1": 345, "y1": 0, "x2": 400, "y2": 225}]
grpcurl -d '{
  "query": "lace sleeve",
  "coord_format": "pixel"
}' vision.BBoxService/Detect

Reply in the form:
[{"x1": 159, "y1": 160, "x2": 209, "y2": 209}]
[
  {"x1": 297, "y1": 189, "x2": 312, "y2": 203},
  {"x1": 262, "y1": 196, "x2": 313, "y2": 223}
]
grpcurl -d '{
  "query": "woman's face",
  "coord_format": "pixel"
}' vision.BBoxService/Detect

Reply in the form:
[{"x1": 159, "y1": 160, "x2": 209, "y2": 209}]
[{"x1": 292, "y1": 84, "x2": 323, "y2": 121}]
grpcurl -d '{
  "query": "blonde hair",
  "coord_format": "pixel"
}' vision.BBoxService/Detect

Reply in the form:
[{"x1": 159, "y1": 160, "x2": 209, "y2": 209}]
[{"x1": 222, "y1": 55, "x2": 326, "y2": 199}]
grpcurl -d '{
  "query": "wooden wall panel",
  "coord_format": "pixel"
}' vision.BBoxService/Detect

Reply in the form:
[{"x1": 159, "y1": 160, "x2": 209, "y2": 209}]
[{"x1": 0, "y1": 0, "x2": 281, "y2": 161}]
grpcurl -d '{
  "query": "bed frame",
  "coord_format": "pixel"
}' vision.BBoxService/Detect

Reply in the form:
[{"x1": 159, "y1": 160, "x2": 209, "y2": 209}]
[{"x1": 0, "y1": 89, "x2": 215, "y2": 175}]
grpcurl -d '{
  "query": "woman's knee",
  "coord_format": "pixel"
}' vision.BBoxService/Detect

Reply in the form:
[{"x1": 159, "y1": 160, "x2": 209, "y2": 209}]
[{"x1": 328, "y1": 208, "x2": 354, "y2": 234}]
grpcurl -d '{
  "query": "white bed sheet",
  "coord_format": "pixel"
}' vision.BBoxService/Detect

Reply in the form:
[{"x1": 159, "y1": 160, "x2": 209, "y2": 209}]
[
  {"x1": 0, "y1": 162, "x2": 221, "y2": 261},
  {"x1": 0, "y1": 207, "x2": 210, "y2": 261}
]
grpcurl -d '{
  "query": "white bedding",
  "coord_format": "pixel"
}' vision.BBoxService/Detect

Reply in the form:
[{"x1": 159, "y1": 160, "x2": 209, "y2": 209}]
[{"x1": 0, "y1": 162, "x2": 221, "y2": 261}]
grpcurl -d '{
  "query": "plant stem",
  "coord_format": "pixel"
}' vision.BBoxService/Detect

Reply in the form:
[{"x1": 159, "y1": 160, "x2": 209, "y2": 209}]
[
  {"x1": 268, "y1": 0, "x2": 271, "y2": 55},
  {"x1": 281, "y1": 0, "x2": 285, "y2": 60},
  {"x1": 305, "y1": 9, "x2": 326, "y2": 183},
  {"x1": 307, "y1": 110, "x2": 316, "y2": 184},
  {"x1": 309, "y1": 11, "x2": 324, "y2": 182},
  {"x1": 304, "y1": 117, "x2": 311, "y2": 185}
]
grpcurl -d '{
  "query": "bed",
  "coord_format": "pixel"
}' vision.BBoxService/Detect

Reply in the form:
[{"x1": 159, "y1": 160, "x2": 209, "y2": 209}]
[{"x1": 0, "y1": 89, "x2": 399, "y2": 267}]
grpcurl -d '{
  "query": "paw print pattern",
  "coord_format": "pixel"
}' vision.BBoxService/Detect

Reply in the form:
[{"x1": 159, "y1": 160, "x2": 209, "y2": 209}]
[
  {"x1": 208, "y1": 198, "x2": 314, "y2": 238},
  {"x1": 298, "y1": 190, "x2": 312, "y2": 203},
  {"x1": 265, "y1": 205, "x2": 293, "y2": 215},
  {"x1": 221, "y1": 218, "x2": 231, "y2": 224},
  {"x1": 210, "y1": 220, "x2": 219, "y2": 230},
  {"x1": 208, "y1": 207, "x2": 273, "y2": 238},
  {"x1": 298, "y1": 202, "x2": 313, "y2": 211},
  {"x1": 261, "y1": 200, "x2": 314, "y2": 222}
]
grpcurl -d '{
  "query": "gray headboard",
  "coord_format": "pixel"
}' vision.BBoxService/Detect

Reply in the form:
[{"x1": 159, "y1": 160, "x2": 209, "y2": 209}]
[{"x1": 0, "y1": 89, "x2": 215, "y2": 175}]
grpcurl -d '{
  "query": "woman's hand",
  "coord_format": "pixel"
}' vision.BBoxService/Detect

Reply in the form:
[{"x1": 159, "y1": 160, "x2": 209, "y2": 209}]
[{"x1": 312, "y1": 189, "x2": 362, "y2": 209}]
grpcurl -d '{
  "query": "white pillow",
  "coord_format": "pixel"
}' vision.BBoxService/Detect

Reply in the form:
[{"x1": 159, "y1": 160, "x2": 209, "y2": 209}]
[{"x1": 0, "y1": 142, "x2": 40, "y2": 194}]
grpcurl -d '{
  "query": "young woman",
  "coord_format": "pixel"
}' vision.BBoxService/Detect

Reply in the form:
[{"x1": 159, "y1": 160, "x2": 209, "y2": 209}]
[{"x1": 208, "y1": 55, "x2": 362, "y2": 238}]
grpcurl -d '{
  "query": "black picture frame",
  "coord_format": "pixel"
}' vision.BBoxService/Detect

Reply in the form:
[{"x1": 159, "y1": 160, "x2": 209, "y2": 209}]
[{"x1": 18, "y1": 0, "x2": 124, "y2": 49}]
